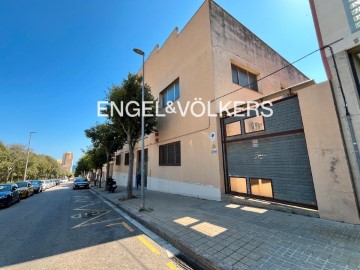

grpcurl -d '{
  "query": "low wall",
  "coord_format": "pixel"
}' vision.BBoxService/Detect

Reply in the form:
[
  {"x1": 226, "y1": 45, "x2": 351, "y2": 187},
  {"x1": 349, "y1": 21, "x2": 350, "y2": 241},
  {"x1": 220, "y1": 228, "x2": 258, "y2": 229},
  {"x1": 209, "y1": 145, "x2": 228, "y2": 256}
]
[{"x1": 298, "y1": 81, "x2": 360, "y2": 224}]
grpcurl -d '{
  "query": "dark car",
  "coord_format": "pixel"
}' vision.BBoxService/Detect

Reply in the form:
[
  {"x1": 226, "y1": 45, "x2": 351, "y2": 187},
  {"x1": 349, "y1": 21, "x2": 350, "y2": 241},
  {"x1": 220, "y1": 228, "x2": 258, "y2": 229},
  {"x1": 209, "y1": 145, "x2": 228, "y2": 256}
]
[
  {"x1": 0, "y1": 184, "x2": 21, "y2": 207},
  {"x1": 73, "y1": 178, "x2": 90, "y2": 190},
  {"x1": 16, "y1": 181, "x2": 34, "y2": 198},
  {"x1": 30, "y1": 180, "x2": 43, "y2": 194}
]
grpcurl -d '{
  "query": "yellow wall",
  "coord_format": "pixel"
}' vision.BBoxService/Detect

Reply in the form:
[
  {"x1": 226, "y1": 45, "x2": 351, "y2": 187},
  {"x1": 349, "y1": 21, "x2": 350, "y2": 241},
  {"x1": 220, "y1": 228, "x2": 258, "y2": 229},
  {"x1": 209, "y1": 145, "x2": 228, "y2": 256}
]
[
  {"x1": 113, "y1": 1, "x2": 222, "y2": 199},
  {"x1": 209, "y1": 0, "x2": 308, "y2": 110},
  {"x1": 112, "y1": 0, "x2": 311, "y2": 200}
]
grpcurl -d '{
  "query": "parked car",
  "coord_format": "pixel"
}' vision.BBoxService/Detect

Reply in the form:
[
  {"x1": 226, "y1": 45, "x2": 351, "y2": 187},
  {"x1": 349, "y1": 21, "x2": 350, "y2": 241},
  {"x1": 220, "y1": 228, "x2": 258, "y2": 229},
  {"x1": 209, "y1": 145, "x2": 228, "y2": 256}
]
[
  {"x1": 15, "y1": 181, "x2": 34, "y2": 198},
  {"x1": 0, "y1": 184, "x2": 21, "y2": 207},
  {"x1": 73, "y1": 178, "x2": 90, "y2": 190},
  {"x1": 30, "y1": 180, "x2": 43, "y2": 193},
  {"x1": 45, "y1": 180, "x2": 51, "y2": 189},
  {"x1": 39, "y1": 180, "x2": 47, "y2": 191},
  {"x1": 45, "y1": 180, "x2": 52, "y2": 188}
]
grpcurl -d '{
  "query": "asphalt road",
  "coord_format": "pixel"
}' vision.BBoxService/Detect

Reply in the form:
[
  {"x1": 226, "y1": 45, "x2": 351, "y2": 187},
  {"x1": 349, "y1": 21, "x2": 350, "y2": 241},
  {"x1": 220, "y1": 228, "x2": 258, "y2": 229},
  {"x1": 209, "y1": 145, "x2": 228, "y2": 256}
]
[{"x1": 0, "y1": 183, "x2": 191, "y2": 270}]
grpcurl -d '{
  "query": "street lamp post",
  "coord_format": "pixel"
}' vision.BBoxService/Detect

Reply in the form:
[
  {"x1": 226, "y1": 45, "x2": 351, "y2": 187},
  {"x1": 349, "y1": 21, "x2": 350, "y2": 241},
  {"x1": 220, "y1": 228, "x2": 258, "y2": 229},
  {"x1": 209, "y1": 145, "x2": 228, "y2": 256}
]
[
  {"x1": 24, "y1": 131, "x2": 36, "y2": 181},
  {"x1": 133, "y1": 48, "x2": 146, "y2": 211}
]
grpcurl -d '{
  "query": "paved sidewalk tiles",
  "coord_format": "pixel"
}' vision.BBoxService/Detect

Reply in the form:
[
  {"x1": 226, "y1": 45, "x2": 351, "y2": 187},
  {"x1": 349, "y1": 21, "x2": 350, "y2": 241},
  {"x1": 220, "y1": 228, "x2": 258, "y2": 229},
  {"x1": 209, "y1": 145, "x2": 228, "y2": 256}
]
[{"x1": 92, "y1": 186, "x2": 360, "y2": 270}]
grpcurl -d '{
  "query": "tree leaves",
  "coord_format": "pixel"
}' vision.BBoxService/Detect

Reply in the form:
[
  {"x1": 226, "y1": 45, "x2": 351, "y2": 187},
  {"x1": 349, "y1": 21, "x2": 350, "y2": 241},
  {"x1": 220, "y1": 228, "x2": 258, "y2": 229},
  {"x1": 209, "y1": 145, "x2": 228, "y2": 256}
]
[{"x1": 0, "y1": 142, "x2": 68, "y2": 182}]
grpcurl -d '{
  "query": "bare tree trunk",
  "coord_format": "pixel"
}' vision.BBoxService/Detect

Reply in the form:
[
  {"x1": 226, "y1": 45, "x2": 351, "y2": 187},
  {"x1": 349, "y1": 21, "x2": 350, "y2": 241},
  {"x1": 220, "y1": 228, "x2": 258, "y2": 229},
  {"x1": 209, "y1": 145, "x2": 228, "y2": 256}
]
[
  {"x1": 6, "y1": 169, "x2": 12, "y2": 183},
  {"x1": 99, "y1": 169, "x2": 103, "y2": 188},
  {"x1": 126, "y1": 133, "x2": 134, "y2": 199},
  {"x1": 105, "y1": 151, "x2": 110, "y2": 190}
]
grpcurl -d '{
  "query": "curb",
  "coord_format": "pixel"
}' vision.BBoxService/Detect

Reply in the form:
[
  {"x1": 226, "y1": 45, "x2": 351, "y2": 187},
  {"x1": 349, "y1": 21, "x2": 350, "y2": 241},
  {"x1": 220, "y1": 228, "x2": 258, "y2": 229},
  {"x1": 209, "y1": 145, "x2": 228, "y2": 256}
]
[
  {"x1": 223, "y1": 194, "x2": 319, "y2": 218},
  {"x1": 91, "y1": 188, "x2": 220, "y2": 270}
]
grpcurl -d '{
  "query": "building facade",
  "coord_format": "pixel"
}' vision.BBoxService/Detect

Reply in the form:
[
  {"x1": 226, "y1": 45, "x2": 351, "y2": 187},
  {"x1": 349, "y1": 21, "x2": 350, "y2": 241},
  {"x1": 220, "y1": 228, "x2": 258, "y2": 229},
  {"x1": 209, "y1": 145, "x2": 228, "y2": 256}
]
[
  {"x1": 61, "y1": 152, "x2": 74, "y2": 173},
  {"x1": 113, "y1": 1, "x2": 308, "y2": 200},
  {"x1": 111, "y1": 0, "x2": 360, "y2": 223},
  {"x1": 310, "y1": 0, "x2": 360, "y2": 216}
]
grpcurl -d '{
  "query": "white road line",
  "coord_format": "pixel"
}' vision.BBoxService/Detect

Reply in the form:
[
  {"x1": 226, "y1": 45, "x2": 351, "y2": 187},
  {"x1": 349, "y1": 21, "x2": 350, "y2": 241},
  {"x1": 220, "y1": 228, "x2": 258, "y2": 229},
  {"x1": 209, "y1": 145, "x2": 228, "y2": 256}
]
[{"x1": 89, "y1": 190, "x2": 180, "y2": 259}]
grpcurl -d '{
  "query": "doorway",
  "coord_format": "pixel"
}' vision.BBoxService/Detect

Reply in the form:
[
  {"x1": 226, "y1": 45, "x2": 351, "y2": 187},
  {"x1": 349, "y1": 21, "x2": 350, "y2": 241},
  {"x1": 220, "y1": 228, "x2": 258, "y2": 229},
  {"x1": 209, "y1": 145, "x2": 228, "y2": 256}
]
[{"x1": 137, "y1": 149, "x2": 148, "y2": 187}]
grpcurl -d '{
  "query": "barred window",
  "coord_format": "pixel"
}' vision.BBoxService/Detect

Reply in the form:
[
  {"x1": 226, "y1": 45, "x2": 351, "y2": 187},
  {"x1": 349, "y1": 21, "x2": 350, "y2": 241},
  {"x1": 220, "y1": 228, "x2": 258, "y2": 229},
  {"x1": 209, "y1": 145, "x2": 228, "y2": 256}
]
[
  {"x1": 124, "y1": 153, "x2": 129, "y2": 166},
  {"x1": 115, "y1": 154, "x2": 121, "y2": 165},
  {"x1": 159, "y1": 141, "x2": 181, "y2": 166}
]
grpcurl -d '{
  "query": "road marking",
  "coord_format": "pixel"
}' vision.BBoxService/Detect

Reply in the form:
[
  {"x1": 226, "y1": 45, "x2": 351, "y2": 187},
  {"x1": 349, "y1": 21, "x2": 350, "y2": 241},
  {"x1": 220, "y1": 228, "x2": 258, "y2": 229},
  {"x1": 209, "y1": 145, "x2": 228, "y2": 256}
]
[
  {"x1": 82, "y1": 218, "x2": 123, "y2": 227},
  {"x1": 72, "y1": 210, "x2": 111, "y2": 228},
  {"x1": 122, "y1": 222, "x2": 134, "y2": 232},
  {"x1": 166, "y1": 262, "x2": 178, "y2": 270},
  {"x1": 105, "y1": 222, "x2": 134, "y2": 232},
  {"x1": 89, "y1": 190, "x2": 180, "y2": 258},
  {"x1": 106, "y1": 222, "x2": 123, "y2": 227},
  {"x1": 73, "y1": 195, "x2": 90, "y2": 202},
  {"x1": 73, "y1": 202, "x2": 96, "y2": 210},
  {"x1": 137, "y1": 235, "x2": 161, "y2": 255}
]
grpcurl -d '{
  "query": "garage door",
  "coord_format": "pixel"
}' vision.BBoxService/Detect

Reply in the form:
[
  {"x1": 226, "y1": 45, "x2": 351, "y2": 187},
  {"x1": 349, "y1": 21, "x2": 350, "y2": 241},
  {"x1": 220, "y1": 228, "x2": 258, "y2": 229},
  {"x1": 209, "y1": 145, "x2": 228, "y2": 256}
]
[{"x1": 221, "y1": 96, "x2": 317, "y2": 208}]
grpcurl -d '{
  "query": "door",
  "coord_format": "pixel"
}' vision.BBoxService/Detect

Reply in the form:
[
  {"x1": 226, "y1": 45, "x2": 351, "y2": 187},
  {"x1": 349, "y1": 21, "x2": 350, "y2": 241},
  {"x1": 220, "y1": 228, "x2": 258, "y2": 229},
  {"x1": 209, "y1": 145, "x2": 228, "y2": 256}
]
[
  {"x1": 137, "y1": 149, "x2": 148, "y2": 187},
  {"x1": 222, "y1": 96, "x2": 317, "y2": 208}
]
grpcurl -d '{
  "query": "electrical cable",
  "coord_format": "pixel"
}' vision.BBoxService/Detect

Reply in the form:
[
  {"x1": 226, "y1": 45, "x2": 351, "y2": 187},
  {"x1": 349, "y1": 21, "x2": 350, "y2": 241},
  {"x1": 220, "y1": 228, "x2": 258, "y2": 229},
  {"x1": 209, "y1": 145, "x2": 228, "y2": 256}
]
[{"x1": 211, "y1": 39, "x2": 343, "y2": 102}]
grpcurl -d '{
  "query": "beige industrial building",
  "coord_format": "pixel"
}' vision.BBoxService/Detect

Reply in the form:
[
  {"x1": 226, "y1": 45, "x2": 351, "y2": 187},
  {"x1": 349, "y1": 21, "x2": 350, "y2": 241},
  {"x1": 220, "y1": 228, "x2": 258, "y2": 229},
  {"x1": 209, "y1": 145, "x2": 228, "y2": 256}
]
[{"x1": 111, "y1": 0, "x2": 360, "y2": 224}]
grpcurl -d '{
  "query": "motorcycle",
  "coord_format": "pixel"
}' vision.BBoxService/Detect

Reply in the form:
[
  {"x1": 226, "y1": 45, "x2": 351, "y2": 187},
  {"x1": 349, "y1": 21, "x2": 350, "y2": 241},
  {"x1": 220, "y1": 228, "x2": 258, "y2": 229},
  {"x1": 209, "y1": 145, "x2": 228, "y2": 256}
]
[{"x1": 107, "y1": 180, "x2": 117, "y2": 193}]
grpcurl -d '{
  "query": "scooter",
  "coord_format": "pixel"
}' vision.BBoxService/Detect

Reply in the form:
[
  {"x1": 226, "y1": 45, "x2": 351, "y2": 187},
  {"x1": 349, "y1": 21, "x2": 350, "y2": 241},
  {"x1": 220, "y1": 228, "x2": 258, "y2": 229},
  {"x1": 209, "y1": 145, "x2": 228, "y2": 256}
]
[{"x1": 107, "y1": 181, "x2": 117, "y2": 193}]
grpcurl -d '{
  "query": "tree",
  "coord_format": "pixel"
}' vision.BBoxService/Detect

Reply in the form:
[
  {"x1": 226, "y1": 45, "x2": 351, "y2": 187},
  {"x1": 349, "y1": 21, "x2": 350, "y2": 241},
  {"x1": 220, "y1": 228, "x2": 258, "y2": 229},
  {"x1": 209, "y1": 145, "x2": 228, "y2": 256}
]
[
  {"x1": 84, "y1": 122, "x2": 125, "y2": 187},
  {"x1": 0, "y1": 142, "x2": 65, "y2": 182},
  {"x1": 0, "y1": 142, "x2": 66, "y2": 182},
  {"x1": 75, "y1": 153, "x2": 93, "y2": 177},
  {"x1": 7, "y1": 144, "x2": 27, "y2": 181},
  {"x1": 0, "y1": 142, "x2": 11, "y2": 182},
  {"x1": 26, "y1": 153, "x2": 39, "y2": 179},
  {"x1": 87, "y1": 146, "x2": 107, "y2": 184},
  {"x1": 107, "y1": 74, "x2": 157, "y2": 199}
]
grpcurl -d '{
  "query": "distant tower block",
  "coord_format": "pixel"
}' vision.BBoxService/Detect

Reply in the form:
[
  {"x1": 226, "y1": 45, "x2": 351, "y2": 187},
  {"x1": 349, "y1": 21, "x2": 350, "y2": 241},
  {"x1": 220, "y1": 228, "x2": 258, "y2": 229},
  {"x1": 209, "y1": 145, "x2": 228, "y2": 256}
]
[{"x1": 61, "y1": 152, "x2": 74, "y2": 173}]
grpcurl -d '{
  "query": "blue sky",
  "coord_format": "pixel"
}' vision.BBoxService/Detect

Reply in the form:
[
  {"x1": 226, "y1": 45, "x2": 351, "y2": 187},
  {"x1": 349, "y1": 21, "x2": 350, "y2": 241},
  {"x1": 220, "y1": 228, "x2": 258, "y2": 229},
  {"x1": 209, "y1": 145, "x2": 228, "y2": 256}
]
[{"x1": 0, "y1": 0, "x2": 325, "y2": 163}]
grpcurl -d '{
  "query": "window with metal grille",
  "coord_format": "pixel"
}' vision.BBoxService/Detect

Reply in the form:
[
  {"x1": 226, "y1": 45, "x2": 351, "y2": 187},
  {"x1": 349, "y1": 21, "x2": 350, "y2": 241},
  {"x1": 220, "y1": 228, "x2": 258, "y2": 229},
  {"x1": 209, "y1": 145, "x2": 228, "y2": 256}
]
[
  {"x1": 343, "y1": 0, "x2": 360, "y2": 32},
  {"x1": 115, "y1": 154, "x2": 121, "y2": 165},
  {"x1": 137, "y1": 149, "x2": 148, "y2": 162},
  {"x1": 124, "y1": 153, "x2": 129, "y2": 166},
  {"x1": 159, "y1": 141, "x2": 181, "y2": 166},
  {"x1": 231, "y1": 64, "x2": 258, "y2": 92},
  {"x1": 160, "y1": 79, "x2": 180, "y2": 108}
]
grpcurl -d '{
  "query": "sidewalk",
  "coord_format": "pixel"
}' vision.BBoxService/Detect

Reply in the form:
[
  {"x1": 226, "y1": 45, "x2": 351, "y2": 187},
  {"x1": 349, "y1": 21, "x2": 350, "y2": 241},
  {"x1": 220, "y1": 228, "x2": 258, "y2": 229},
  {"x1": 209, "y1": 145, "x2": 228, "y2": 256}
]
[{"x1": 92, "y1": 186, "x2": 360, "y2": 270}]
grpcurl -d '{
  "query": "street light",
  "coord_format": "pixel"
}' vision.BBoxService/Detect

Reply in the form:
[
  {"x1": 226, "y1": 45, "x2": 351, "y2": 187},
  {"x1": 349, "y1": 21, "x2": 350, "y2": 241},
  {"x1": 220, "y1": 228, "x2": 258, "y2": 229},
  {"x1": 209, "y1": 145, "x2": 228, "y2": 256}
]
[
  {"x1": 23, "y1": 131, "x2": 36, "y2": 181},
  {"x1": 133, "y1": 48, "x2": 146, "y2": 211}
]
